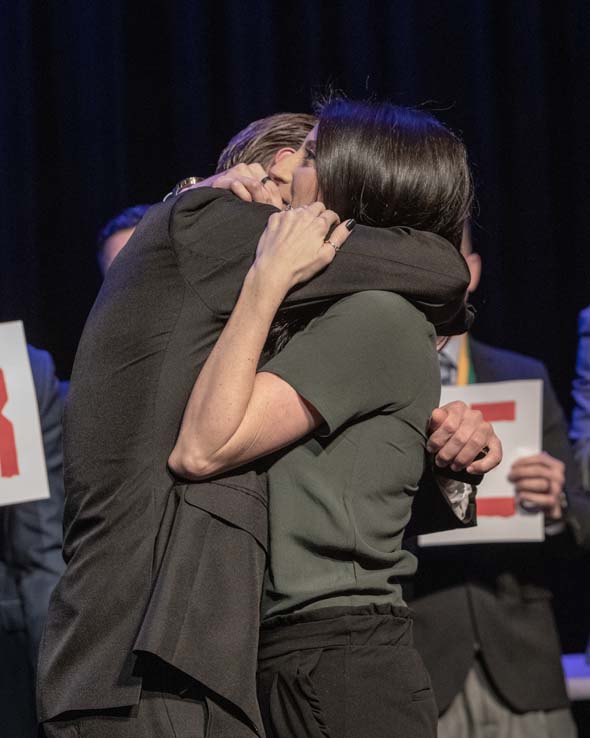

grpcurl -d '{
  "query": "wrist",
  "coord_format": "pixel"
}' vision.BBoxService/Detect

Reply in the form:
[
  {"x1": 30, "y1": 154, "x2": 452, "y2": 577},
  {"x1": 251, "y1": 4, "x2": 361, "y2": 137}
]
[
  {"x1": 243, "y1": 267, "x2": 286, "y2": 316},
  {"x1": 245, "y1": 265, "x2": 290, "y2": 306}
]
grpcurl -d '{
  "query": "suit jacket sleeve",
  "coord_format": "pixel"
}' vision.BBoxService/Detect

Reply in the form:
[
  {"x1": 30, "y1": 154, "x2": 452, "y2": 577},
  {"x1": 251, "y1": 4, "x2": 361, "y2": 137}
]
[
  {"x1": 10, "y1": 348, "x2": 65, "y2": 662},
  {"x1": 404, "y1": 467, "x2": 478, "y2": 540},
  {"x1": 169, "y1": 188, "x2": 473, "y2": 335}
]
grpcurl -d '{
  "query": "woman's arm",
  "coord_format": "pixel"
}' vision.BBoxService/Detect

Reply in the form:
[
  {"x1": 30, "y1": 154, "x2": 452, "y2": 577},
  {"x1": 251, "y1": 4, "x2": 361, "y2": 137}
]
[{"x1": 168, "y1": 204, "x2": 353, "y2": 480}]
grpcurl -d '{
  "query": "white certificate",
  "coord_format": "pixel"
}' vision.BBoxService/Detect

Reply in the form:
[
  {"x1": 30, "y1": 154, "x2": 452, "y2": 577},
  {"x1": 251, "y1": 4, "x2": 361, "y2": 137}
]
[
  {"x1": 0, "y1": 321, "x2": 50, "y2": 506},
  {"x1": 419, "y1": 379, "x2": 544, "y2": 546}
]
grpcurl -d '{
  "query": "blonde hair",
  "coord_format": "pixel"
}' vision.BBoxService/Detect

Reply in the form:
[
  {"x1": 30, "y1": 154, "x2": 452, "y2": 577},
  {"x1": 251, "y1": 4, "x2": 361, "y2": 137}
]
[{"x1": 216, "y1": 112, "x2": 317, "y2": 172}]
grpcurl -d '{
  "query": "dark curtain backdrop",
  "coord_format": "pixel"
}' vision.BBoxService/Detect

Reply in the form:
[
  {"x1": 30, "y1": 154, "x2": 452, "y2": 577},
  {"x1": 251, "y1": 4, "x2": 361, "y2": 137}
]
[
  {"x1": 2, "y1": 0, "x2": 589, "y2": 406},
  {"x1": 0, "y1": 0, "x2": 589, "y2": 652}
]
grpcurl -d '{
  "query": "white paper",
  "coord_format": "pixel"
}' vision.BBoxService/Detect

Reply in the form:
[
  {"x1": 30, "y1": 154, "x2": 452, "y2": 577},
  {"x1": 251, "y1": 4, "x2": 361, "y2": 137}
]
[
  {"x1": 419, "y1": 379, "x2": 544, "y2": 546},
  {"x1": 0, "y1": 321, "x2": 50, "y2": 506}
]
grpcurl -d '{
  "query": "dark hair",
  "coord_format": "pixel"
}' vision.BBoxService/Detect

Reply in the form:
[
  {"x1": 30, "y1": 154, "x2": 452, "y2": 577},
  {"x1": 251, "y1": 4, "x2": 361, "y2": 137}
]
[
  {"x1": 97, "y1": 204, "x2": 151, "y2": 252},
  {"x1": 265, "y1": 100, "x2": 473, "y2": 356},
  {"x1": 315, "y1": 100, "x2": 473, "y2": 248},
  {"x1": 216, "y1": 112, "x2": 317, "y2": 172}
]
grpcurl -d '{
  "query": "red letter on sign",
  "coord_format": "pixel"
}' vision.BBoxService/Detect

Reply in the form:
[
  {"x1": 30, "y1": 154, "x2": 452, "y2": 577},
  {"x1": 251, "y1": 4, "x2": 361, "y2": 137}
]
[
  {"x1": 471, "y1": 401, "x2": 516, "y2": 423},
  {"x1": 0, "y1": 369, "x2": 20, "y2": 477}
]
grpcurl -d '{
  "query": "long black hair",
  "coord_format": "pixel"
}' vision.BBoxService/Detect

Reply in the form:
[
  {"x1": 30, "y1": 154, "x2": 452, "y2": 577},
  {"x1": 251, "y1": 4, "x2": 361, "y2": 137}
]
[{"x1": 316, "y1": 99, "x2": 473, "y2": 249}]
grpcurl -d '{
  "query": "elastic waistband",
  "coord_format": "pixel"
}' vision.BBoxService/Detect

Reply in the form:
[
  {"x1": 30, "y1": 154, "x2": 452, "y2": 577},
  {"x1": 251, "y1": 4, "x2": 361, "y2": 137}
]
[{"x1": 259, "y1": 604, "x2": 413, "y2": 662}]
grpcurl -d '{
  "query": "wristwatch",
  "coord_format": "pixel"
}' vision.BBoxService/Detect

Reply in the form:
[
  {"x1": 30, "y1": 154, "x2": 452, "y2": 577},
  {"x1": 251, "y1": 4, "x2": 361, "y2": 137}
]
[{"x1": 163, "y1": 176, "x2": 203, "y2": 202}]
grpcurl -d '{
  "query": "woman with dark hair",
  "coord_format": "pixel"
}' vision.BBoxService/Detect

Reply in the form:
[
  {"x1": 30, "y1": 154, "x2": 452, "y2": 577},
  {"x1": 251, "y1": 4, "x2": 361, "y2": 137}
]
[{"x1": 169, "y1": 99, "x2": 473, "y2": 738}]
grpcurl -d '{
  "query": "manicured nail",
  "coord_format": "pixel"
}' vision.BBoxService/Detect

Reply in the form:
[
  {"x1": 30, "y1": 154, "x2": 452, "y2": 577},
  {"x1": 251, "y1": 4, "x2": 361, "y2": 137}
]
[{"x1": 345, "y1": 219, "x2": 356, "y2": 231}]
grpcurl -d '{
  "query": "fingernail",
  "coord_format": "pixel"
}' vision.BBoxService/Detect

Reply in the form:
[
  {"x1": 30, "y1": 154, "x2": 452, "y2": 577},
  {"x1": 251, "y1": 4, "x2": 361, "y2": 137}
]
[{"x1": 345, "y1": 219, "x2": 356, "y2": 231}]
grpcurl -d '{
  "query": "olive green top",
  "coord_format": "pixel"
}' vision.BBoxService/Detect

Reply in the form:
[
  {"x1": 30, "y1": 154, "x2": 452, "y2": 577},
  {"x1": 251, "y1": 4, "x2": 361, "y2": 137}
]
[{"x1": 260, "y1": 291, "x2": 440, "y2": 619}]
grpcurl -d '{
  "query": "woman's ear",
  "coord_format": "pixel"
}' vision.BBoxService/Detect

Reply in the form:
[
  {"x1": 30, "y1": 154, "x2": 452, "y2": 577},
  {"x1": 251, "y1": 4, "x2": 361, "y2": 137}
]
[
  {"x1": 465, "y1": 252, "x2": 482, "y2": 294},
  {"x1": 272, "y1": 147, "x2": 296, "y2": 165}
]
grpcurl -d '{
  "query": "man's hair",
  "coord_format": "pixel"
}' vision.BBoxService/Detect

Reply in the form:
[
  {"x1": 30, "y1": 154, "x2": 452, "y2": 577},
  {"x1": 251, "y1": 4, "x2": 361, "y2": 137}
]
[
  {"x1": 316, "y1": 99, "x2": 473, "y2": 249},
  {"x1": 215, "y1": 113, "x2": 317, "y2": 172},
  {"x1": 97, "y1": 204, "x2": 151, "y2": 252}
]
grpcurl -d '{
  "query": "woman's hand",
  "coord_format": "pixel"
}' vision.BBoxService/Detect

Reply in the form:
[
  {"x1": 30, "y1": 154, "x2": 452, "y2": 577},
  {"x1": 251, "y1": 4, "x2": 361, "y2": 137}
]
[{"x1": 251, "y1": 202, "x2": 354, "y2": 295}]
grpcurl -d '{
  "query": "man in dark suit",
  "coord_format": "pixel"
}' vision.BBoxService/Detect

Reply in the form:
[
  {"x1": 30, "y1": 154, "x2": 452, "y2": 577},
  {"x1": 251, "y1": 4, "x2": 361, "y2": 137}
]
[
  {"x1": 38, "y1": 117, "x2": 499, "y2": 738},
  {"x1": 407, "y1": 224, "x2": 590, "y2": 737},
  {"x1": 0, "y1": 345, "x2": 65, "y2": 738}
]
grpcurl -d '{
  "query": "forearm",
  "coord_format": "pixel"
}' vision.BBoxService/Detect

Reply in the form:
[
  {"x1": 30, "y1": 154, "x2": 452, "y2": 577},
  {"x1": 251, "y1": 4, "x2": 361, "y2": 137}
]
[{"x1": 169, "y1": 268, "x2": 284, "y2": 477}]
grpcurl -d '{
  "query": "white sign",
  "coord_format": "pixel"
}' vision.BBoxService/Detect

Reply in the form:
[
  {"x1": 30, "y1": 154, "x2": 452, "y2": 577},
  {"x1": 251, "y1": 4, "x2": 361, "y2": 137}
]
[
  {"x1": 419, "y1": 379, "x2": 544, "y2": 546},
  {"x1": 0, "y1": 321, "x2": 50, "y2": 506}
]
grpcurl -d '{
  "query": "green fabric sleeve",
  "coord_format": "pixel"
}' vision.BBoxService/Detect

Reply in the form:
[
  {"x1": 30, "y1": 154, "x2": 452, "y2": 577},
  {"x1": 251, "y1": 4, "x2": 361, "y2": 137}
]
[{"x1": 261, "y1": 290, "x2": 437, "y2": 435}]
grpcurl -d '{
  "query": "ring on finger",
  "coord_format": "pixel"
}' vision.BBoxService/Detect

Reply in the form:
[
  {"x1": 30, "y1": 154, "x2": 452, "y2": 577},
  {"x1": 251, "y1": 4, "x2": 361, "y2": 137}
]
[
  {"x1": 324, "y1": 239, "x2": 341, "y2": 252},
  {"x1": 473, "y1": 445, "x2": 490, "y2": 462},
  {"x1": 260, "y1": 176, "x2": 272, "y2": 185}
]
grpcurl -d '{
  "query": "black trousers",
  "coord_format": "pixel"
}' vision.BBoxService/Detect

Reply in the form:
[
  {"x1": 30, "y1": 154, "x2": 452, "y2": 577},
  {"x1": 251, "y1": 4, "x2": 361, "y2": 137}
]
[
  {"x1": 41, "y1": 658, "x2": 207, "y2": 738},
  {"x1": 258, "y1": 604, "x2": 437, "y2": 738}
]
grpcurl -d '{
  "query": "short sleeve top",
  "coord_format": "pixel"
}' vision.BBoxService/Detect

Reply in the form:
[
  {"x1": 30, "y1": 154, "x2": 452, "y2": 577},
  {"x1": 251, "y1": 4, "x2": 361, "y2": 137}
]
[{"x1": 260, "y1": 290, "x2": 441, "y2": 618}]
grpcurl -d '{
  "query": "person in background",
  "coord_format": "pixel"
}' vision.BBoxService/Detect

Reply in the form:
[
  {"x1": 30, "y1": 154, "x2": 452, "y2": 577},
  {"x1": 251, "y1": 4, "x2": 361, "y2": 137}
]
[
  {"x1": 1, "y1": 345, "x2": 65, "y2": 738},
  {"x1": 406, "y1": 221, "x2": 590, "y2": 738},
  {"x1": 571, "y1": 306, "x2": 590, "y2": 490},
  {"x1": 96, "y1": 204, "x2": 151, "y2": 275}
]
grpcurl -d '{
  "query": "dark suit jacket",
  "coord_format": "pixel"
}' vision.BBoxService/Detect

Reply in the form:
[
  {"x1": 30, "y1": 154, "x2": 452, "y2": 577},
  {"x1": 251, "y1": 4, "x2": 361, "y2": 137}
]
[
  {"x1": 37, "y1": 189, "x2": 474, "y2": 736},
  {"x1": 407, "y1": 338, "x2": 590, "y2": 715},
  {"x1": 0, "y1": 346, "x2": 65, "y2": 737}
]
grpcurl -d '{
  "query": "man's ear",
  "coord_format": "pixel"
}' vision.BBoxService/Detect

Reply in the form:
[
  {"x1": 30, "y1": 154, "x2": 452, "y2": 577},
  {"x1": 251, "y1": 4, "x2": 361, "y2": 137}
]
[
  {"x1": 272, "y1": 147, "x2": 296, "y2": 165},
  {"x1": 465, "y1": 252, "x2": 482, "y2": 294}
]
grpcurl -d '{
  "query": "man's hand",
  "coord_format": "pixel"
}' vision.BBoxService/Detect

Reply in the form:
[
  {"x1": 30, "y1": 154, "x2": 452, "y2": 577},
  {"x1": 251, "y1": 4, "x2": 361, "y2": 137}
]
[
  {"x1": 508, "y1": 452, "x2": 565, "y2": 520},
  {"x1": 197, "y1": 163, "x2": 284, "y2": 208},
  {"x1": 427, "y1": 401, "x2": 502, "y2": 474}
]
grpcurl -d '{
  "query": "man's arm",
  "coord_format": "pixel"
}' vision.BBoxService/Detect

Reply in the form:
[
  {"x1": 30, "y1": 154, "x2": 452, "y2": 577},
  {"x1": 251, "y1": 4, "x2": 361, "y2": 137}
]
[
  {"x1": 169, "y1": 188, "x2": 473, "y2": 336},
  {"x1": 404, "y1": 469, "x2": 478, "y2": 539},
  {"x1": 405, "y1": 402, "x2": 504, "y2": 538}
]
